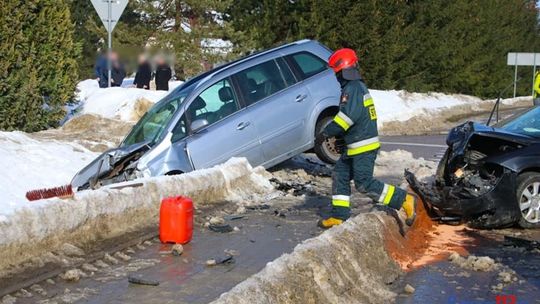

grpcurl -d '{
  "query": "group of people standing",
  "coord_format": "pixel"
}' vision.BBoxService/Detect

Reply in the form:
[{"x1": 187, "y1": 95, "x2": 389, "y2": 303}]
[
  {"x1": 94, "y1": 51, "x2": 126, "y2": 88},
  {"x1": 94, "y1": 52, "x2": 173, "y2": 91},
  {"x1": 133, "y1": 54, "x2": 172, "y2": 91}
]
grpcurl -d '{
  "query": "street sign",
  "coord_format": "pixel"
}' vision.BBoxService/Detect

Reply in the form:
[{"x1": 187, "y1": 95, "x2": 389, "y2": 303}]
[
  {"x1": 90, "y1": 0, "x2": 129, "y2": 88},
  {"x1": 90, "y1": 0, "x2": 128, "y2": 33},
  {"x1": 507, "y1": 52, "x2": 540, "y2": 97},
  {"x1": 507, "y1": 52, "x2": 540, "y2": 66}
]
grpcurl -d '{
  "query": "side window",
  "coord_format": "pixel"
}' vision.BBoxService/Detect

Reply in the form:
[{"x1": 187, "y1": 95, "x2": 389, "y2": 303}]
[
  {"x1": 187, "y1": 78, "x2": 239, "y2": 129},
  {"x1": 276, "y1": 57, "x2": 297, "y2": 86},
  {"x1": 287, "y1": 52, "x2": 328, "y2": 79},
  {"x1": 236, "y1": 60, "x2": 288, "y2": 106}
]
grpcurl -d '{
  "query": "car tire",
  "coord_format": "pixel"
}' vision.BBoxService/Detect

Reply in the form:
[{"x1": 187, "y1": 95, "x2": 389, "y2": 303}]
[
  {"x1": 516, "y1": 172, "x2": 540, "y2": 229},
  {"x1": 314, "y1": 115, "x2": 340, "y2": 164}
]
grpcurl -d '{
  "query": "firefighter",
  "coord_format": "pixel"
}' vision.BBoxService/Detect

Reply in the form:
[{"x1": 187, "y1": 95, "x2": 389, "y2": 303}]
[
  {"x1": 317, "y1": 48, "x2": 417, "y2": 229},
  {"x1": 534, "y1": 70, "x2": 540, "y2": 106}
]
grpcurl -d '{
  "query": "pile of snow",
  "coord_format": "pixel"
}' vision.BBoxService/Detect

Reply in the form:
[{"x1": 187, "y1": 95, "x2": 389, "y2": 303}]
[
  {"x1": 371, "y1": 89, "x2": 529, "y2": 127},
  {"x1": 75, "y1": 79, "x2": 183, "y2": 122},
  {"x1": 212, "y1": 212, "x2": 403, "y2": 304},
  {"x1": 0, "y1": 132, "x2": 98, "y2": 219},
  {"x1": 0, "y1": 158, "x2": 274, "y2": 278}
]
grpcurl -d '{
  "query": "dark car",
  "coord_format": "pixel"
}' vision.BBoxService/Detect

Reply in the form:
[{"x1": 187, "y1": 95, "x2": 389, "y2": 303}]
[{"x1": 407, "y1": 106, "x2": 540, "y2": 229}]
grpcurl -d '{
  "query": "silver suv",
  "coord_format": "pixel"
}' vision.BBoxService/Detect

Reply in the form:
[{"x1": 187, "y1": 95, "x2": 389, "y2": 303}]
[{"x1": 72, "y1": 40, "x2": 341, "y2": 190}]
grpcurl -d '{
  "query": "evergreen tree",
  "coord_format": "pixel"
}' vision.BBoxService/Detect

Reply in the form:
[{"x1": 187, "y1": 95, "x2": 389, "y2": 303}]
[
  {"x1": 136, "y1": 0, "x2": 239, "y2": 78},
  {"x1": 0, "y1": 0, "x2": 80, "y2": 131},
  {"x1": 229, "y1": 0, "x2": 540, "y2": 98}
]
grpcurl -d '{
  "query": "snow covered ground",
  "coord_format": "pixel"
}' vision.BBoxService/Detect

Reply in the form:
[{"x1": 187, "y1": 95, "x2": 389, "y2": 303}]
[
  {"x1": 0, "y1": 132, "x2": 98, "y2": 219},
  {"x1": 75, "y1": 78, "x2": 183, "y2": 122}
]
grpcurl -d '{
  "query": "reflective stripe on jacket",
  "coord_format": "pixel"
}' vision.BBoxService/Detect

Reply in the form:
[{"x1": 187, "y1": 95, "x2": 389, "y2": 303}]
[{"x1": 323, "y1": 79, "x2": 379, "y2": 156}]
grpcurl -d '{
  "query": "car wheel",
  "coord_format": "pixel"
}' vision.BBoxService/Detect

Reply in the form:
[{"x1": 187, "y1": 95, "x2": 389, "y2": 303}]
[
  {"x1": 516, "y1": 172, "x2": 540, "y2": 229},
  {"x1": 314, "y1": 115, "x2": 340, "y2": 164}
]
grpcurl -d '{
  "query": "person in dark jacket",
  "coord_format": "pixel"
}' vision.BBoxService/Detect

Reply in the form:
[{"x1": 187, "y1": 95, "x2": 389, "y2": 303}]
[
  {"x1": 94, "y1": 52, "x2": 108, "y2": 88},
  {"x1": 110, "y1": 52, "x2": 125, "y2": 87},
  {"x1": 133, "y1": 54, "x2": 151, "y2": 89},
  {"x1": 317, "y1": 48, "x2": 417, "y2": 229},
  {"x1": 154, "y1": 57, "x2": 172, "y2": 91}
]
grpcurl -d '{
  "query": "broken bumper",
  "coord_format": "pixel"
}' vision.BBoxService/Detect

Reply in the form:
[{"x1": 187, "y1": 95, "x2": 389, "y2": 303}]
[{"x1": 405, "y1": 170, "x2": 518, "y2": 223}]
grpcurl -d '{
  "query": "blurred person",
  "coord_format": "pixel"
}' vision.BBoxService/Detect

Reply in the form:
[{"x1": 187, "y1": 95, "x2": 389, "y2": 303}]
[
  {"x1": 133, "y1": 54, "x2": 151, "y2": 89},
  {"x1": 94, "y1": 51, "x2": 108, "y2": 88},
  {"x1": 155, "y1": 56, "x2": 172, "y2": 91},
  {"x1": 110, "y1": 52, "x2": 126, "y2": 87}
]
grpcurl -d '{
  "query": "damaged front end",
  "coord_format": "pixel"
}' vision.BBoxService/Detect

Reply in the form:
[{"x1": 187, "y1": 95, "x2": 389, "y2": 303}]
[
  {"x1": 71, "y1": 141, "x2": 151, "y2": 191},
  {"x1": 407, "y1": 121, "x2": 530, "y2": 228}
]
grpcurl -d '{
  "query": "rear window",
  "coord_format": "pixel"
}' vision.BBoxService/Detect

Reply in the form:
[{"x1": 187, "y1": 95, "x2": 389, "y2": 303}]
[
  {"x1": 235, "y1": 59, "x2": 289, "y2": 106},
  {"x1": 287, "y1": 52, "x2": 328, "y2": 79}
]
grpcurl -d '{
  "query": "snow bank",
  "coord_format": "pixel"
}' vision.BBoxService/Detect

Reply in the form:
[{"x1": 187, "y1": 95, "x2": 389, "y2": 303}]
[
  {"x1": 0, "y1": 132, "x2": 98, "y2": 219},
  {"x1": 75, "y1": 79, "x2": 183, "y2": 122},
  {"x1": 0, "y1": 158, "x2": 273, "y2": 278},
  {"x1": 212, "y1": 212, "x2": 403, "y2": 304},
  {"x1": 372, "y1": 89, "x2": 529, "y2": 127}
]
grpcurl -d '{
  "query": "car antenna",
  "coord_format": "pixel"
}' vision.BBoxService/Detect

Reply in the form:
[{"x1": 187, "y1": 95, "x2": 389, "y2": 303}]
[{"x1": 486, "y1": 77, "x2": 521, "y2": 126}]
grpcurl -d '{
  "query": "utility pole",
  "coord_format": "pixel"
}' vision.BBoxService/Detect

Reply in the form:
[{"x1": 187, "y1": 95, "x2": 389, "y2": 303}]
[{"x1": 107, "y1": 0, "x2": 112, "y2": 88}]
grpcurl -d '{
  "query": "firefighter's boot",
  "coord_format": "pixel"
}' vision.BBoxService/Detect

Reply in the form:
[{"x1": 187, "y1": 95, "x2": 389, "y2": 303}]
[{"x1": 318, "y1": 217, "x2": 343, "y2": 229}]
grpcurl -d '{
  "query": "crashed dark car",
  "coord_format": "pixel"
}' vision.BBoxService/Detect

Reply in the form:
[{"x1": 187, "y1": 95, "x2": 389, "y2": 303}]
[{"x1": 407, "y1": 106, "x2": 540, "y2": 229}]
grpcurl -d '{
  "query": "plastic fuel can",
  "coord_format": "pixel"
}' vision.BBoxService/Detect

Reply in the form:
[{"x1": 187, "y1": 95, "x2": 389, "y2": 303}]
[{"x1": 159, "y1": 196, "x2": 193, "y2": 244}]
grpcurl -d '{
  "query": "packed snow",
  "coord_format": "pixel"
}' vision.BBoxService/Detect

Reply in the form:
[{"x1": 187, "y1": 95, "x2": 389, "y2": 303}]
[
  {"x1": 370, "y1": 89, "x2": 528, "y2": 127},
  {"x1": 75, "y1": 78, "x2": 183, "y2": 122},
  {"x1": 0, "y1": 132, "x2": 98, "y2": 219}
]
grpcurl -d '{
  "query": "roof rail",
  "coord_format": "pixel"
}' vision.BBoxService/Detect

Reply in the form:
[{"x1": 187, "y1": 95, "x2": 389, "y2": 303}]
[{"x1": 197, "y1": 40, "x2": 313, "y2": 85}]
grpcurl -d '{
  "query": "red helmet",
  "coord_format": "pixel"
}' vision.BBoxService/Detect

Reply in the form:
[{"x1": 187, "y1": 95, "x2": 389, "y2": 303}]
[{"x1": 328, "y1": 48, "x2": 358, "y2": 73}]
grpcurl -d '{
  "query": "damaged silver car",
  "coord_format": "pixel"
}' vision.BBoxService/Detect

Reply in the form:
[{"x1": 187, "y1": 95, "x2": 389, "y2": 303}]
[
  {"x1": 407, "y1": 105, "x2": 540, "y2": 229},
  {"x1": 71, "y1": 40, "x2": 342, "y2": 191}
]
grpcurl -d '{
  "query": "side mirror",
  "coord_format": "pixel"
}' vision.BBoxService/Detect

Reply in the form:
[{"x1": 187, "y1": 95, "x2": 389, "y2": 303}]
[{"x1": 191, "y1": 119, "x2": 209, "y2": 133}]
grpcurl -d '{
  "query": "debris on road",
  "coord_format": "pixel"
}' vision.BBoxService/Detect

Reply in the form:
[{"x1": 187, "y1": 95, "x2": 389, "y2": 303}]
[
  {"x1": 61, "y1": 269, "x2": 86, "y2": 282},
  {"x1": 504, "y1": 235, "x2": 540, "y2": 250},
  {"x1": 127, "y1": 275, "x2": 160, "y2": 286},
  {"x1": 206, "y1": 255, "x2": 235, "y2": 267},
  {"x1": 448, "y1": 253, "x2": 500, "y2": 272},
  {"x1": 209, "y1": 223, "x2": 234, "y2": 233},
  {"x1": 404, "y1": 284, "x2": 415, "y2": 294},
  {"x1": 171, "y1": 244, "x2": 184, "y2": 256}
]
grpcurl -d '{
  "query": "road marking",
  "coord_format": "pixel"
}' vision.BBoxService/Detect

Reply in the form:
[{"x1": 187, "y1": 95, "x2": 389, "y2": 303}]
[{"x1": 380, "y1": 142, "x2": 447, "y2": 148}]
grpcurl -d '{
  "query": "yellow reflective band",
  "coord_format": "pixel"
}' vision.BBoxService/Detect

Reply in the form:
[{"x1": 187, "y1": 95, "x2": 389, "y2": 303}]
[
  {"x1": 332, "y1": 199, "x2": 350, "y2": 207},
  {"x1": 333, "y1": 115, "x2": 350, "y2": 131},
  {"x1": 347, "y1": 141, "x2": 380, "y2": 156},
  {"x1": 383, "y1": 185, "x2": 395, "y2": 205},
  {"x1": 363, "y1": 98, "x2": 374, "y2": 107}
]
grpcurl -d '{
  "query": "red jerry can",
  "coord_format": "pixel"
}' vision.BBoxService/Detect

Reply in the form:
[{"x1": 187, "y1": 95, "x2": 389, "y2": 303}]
[{"x1": 159, "y1": 196, "x2": 193, "y2": 244}]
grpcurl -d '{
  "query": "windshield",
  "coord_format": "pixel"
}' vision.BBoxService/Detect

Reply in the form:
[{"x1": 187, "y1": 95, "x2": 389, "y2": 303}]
[
  {"x1": 495, "y1": 106, "x2": 540, "y2": 138},
  {"x1": 122, "y1": 88, "x2": 192, "y2": 147}
]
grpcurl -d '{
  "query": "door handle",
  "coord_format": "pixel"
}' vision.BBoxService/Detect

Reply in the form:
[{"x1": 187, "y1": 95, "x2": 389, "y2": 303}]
[
  {"x1": 237, "y1": 121, "x2": 250, "y2": 130},
  {"x1": 295, "y1": 94, "x2": 307, "y2": 102}
]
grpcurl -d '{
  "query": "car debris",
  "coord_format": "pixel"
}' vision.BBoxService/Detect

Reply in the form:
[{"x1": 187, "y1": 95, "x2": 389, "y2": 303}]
[
  {"x1": 407, "y1": 106, "x2": 540, "y2": 228},
  {"x1": 209, "y1": 224, "x2": 234, "y2": 233},
  {"x1": 171, "y1": 244, "x2": 184, "y2": 256},
  {"x1": 503, "y1": 236, "x2": 540, "y2": 250},
  {"x1": 128, "y1": 275, "x2": 160, "y2": 286}
]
